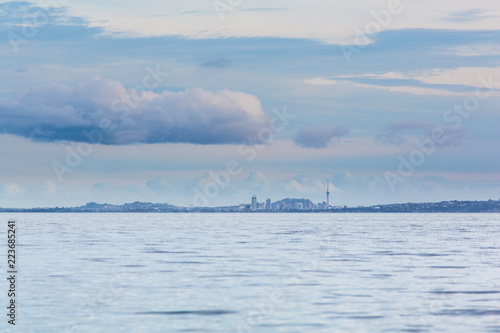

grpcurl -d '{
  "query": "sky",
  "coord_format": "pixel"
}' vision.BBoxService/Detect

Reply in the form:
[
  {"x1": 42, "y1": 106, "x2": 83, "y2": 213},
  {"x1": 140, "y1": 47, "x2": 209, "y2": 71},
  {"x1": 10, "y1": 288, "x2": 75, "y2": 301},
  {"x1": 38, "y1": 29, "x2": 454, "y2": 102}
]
[{"x1": 0, "y1": 0, "x2": 499, "y2": 208}]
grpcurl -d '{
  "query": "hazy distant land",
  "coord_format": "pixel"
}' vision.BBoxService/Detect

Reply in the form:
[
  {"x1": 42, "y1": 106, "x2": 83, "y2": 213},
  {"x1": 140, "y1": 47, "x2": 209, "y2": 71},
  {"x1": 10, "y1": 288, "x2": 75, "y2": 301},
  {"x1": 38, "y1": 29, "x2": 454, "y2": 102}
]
[{"x1": 2, "y1": 199, "x2": 499, "y2": 213}]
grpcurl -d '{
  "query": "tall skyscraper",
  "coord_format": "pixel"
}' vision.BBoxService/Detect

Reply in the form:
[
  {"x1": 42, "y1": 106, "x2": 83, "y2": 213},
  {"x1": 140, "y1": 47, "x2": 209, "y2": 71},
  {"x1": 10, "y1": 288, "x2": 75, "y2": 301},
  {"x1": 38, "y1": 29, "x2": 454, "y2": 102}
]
[
  {"x1": 265, "y1": 198, "x2": 271, "y2": 211},
  {"x1": 326, "y1": 181, "x2": 330, "y2": 210},
  {"x1": 252, "y1": 195, "x2": 257, "y2": 210}
]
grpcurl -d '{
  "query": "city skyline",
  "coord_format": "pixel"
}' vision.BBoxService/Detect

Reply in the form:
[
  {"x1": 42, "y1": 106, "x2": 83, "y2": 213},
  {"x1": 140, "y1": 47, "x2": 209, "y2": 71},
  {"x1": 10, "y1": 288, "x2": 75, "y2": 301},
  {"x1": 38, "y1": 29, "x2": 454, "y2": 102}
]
[
  {"x1": 1, "y1": 1, "x2": 499, "y2": 208},
  {"x1": 248, "y1": 182, "x2": 333, "y2": 211},
  {"x1": 2, "y1": 197, "x2": 499, "y2": 213}
]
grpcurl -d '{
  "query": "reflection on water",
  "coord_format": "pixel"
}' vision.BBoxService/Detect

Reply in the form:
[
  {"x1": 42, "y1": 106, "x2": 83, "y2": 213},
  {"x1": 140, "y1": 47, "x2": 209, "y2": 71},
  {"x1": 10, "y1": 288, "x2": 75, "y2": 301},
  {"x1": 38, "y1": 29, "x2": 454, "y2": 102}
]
[{"x1": 5, "y1": 213, "x2": 500, "y2": 332}]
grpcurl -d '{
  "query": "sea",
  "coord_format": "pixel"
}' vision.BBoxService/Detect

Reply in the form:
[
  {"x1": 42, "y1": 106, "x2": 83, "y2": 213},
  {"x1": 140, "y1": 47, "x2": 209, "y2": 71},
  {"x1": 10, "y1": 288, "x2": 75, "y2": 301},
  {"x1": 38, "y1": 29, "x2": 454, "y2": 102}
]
[{"x1": 2, "y1": 213, "x2": 500, "y2": 333}]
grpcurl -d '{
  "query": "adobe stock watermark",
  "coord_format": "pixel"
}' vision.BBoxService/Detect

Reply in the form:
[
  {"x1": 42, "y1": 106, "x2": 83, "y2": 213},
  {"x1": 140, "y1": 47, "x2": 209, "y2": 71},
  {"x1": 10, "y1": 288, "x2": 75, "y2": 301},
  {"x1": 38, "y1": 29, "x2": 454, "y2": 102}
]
[
  {"x1": 385, "y1": 74, "x2": 500, "y2": 192},
  {"x1": 6, "y1": 0, "x2": 70, "y2": 53},
  {"x1": 340, "y1": 0, "x2": 412, "y2": 63},
  {"x1": 192, "y1": 107, "x2": 295, "y2": 207},
  {"x1": 213, "y1": 0, "x2": 244, "y2": 21},
  {"x1": 51, "y1": 64, "x2": 169, "y2": 183}
]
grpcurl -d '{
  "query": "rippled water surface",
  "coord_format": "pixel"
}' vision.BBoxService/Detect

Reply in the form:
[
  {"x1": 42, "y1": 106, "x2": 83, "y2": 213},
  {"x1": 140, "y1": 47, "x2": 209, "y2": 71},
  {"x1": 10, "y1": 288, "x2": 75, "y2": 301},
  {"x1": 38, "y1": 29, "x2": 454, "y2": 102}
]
[{"x1": 4, "y1": 213, "x2": 500, "y2": 332}]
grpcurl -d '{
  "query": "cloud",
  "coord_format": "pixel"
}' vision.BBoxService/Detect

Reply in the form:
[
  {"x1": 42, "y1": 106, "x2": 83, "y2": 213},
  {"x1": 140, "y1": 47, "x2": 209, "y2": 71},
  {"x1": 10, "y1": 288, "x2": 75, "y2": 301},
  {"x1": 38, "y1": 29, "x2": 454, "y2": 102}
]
[
  {"x1": 294, "y1": 124, "x2": 349, "y2": 148},
  {"x1": 282, "y1": 174, "x2": 331, "y2": 196},
  {"x1": 202, "y1": 57, "x2": 232, "y2": 68},
  {"x1": 376, "y1": 121, "x2": 430, "y2": 145},
  {"x1": 304, "y1": 78, "x2": 338, "y2": 86},
  {"x1": 240, "y1": 8, "x2": 289, "y2": 12},
  {"x1": 414, "y1": 66, "x2": 500, "y2": 87},
  {"x1": 0, "y1": 1, "x2": 103, "y2": 41},
  {"x1": 0, "y1": 76, "x2": 271, "y2": 145},
  {"x1": 0, "y1": 179, "x2": 57, "y2": 199},
  {"x1": 332, "y1": 73, "x2": 485, "y2": 96},
  {"x1": 444, "y1": 8, "x2": 494, "y2": 23},
  {"x1": 40, "y1": 1, "x2": 500, "y2": 44},
  {"x1": 376, "y1": 120, "x2": 469, "y2": 147}
]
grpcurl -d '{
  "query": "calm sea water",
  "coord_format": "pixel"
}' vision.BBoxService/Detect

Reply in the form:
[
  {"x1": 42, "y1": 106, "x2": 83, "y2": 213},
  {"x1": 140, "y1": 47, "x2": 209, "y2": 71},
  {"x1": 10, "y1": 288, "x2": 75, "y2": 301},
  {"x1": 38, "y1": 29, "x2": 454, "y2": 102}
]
[{"x1": 2, "y1": 213, "x2": 500, "y2": 332}]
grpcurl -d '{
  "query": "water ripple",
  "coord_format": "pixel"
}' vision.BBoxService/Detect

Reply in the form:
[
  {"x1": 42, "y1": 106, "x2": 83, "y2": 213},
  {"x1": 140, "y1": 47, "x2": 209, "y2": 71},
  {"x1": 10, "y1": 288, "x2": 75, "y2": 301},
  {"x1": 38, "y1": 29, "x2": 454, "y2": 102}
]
[
  {"x1": 136, "y1": 310, "x2": 237, "y2": 316},
  {"x1": 433, "y1": 309, "x2": 500, "y2": 316}
]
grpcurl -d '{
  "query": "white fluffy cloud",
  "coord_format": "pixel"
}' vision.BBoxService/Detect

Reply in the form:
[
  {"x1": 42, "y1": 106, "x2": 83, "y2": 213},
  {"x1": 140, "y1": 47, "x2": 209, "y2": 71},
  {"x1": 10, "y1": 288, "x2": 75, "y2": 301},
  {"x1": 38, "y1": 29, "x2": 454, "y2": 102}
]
[{"x1": 0, "y1": 76, "x2": 270, "y2": 144}]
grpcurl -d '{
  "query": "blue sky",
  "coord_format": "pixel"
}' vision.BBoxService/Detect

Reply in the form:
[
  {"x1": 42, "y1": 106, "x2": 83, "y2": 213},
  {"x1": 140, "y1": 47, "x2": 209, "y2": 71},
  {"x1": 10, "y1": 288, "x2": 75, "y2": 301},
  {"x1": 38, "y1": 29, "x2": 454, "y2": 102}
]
[{"x1": 0, "y1": 0, "x2": 499, "y2": 208}]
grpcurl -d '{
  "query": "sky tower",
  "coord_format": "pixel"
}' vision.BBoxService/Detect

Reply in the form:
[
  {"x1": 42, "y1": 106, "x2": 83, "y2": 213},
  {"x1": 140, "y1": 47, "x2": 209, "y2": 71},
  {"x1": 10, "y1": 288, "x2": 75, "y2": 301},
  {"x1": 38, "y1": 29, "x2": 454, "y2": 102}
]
[{"x1": 326, "y1": 181, "x2": 330, "y2": 210}]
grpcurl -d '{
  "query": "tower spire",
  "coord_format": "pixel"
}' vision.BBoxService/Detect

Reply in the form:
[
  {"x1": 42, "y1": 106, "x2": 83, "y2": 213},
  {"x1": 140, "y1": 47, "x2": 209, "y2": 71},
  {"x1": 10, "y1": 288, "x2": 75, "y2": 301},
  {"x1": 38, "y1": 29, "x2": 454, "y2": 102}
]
[{"x1": 326, "y1": 180, "x2": 330, "y2": 210}]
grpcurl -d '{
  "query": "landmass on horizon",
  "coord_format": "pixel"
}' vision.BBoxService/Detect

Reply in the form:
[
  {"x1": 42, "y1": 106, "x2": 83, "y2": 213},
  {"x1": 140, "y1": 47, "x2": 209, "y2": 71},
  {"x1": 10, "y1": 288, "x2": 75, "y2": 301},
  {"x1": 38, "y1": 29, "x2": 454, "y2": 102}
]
[{"x1": 2, "y1": 198, "x2": 499, "y2": 213}]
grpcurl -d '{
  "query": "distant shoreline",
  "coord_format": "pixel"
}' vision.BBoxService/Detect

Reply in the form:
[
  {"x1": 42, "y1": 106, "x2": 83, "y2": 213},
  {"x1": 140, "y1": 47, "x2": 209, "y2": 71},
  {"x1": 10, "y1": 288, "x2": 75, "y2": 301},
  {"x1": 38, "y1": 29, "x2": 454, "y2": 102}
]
[
  {"x1": 3, "y1": 211, "x2": 499, "y2": 214},
  {"x1": 2, "y1": 199, "x2": 499, "y2": 213}
]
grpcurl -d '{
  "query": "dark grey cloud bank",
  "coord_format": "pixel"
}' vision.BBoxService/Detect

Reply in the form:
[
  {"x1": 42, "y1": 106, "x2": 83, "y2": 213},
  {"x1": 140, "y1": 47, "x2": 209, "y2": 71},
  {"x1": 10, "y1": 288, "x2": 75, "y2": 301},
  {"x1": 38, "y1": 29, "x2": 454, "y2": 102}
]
[
  {"x1": 294, "y1": 124, "x2": 349, "y2": 148},
  {"x1": 0, "y1": 77, "x2": 270, "y2": 145}
]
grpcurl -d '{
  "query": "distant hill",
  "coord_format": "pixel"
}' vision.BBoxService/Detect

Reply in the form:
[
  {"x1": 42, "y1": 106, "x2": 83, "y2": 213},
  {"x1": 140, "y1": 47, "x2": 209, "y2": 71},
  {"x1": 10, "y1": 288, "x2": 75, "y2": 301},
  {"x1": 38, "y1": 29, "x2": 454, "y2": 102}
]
[
  {"x1": 273, "y1": 198, "x2": 315, "y2": 210},
  {"x1": 79, "y1": 201, "x2": 179, "y2": 212},
  {"x1": 344, "y1": 200, "x2": 500, "y2": 213},
  {"x1": 0, "y1": 201, "x2": 181, "y2": 213}
]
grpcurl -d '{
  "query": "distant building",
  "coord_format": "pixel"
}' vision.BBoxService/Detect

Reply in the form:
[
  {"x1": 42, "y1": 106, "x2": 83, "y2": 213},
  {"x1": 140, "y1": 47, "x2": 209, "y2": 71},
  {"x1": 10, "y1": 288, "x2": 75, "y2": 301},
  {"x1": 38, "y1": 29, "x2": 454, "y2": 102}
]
[
  {"x1": 252, "y1": 195, "x2": 257, "y2": 210},
  {"x1": 265, "y1": 198, "x2": 271, "y2": 211}
]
